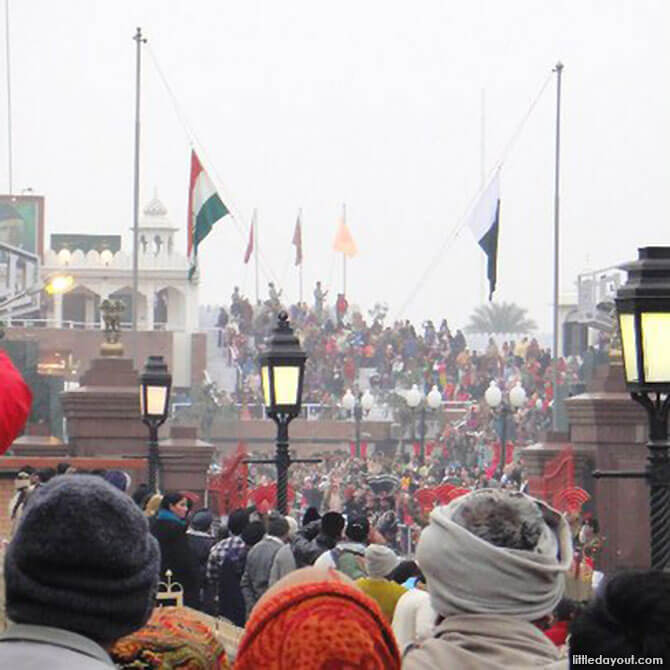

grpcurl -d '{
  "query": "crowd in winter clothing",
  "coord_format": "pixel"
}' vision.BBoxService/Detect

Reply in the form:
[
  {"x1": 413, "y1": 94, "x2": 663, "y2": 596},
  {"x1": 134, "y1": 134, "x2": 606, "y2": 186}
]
[
  {"x1": 208, "y1": 285, "x2": 607, "y2": 412},
  {"x1": 0, "y1": 469, "x2": 668, "y2": 669}
]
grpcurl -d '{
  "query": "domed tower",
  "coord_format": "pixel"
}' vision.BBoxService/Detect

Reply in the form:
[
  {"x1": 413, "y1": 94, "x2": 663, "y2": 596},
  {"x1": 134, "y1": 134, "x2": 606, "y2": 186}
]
[{"x1": 138, "y1": 191, "x2": 178, "y2": 260}]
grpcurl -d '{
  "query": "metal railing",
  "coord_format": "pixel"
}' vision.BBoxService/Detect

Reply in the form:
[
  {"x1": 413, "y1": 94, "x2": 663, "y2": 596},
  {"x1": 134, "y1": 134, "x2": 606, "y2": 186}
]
[{"x1": 6, "y1": 318, "x2": 169, "y2": 331}]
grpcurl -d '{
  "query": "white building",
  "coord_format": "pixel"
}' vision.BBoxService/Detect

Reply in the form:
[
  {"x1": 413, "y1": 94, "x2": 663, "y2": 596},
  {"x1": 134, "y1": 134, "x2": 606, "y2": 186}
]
[{"x1": 36, "y1": 194, "x2": 201, "y2": 387}]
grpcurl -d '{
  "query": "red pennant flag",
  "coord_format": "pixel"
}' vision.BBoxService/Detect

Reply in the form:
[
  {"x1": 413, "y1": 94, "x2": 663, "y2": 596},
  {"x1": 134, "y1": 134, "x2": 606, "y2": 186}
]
[
  {"x1": 244, "y1": 219, "x2": 254, "y2": 264},
  {"x1": 292, "y1": 214, "x2": 302, "y2": 266}
]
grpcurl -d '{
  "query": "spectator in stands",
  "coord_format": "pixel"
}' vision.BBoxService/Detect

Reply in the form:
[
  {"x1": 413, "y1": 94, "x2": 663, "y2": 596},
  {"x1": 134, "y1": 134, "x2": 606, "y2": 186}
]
[
  {"x1": 241, "y1": 513, "x2": 290, "y2": 617},
  {"x1": 355, "y1": 544, "x2": 406, "y2": 622},
  {"x1": 150, "y1": 491, "x2": 199, "y2": 608},
  {"x1": 313, "y1": 515, "x2": 369, "y2": 579},
  {"x1": 0, "y1": 475, "x2": 159, "y2": 669},
  {"x1": 235, "y1": 566, "x2": 401, "y2": 669},
  {"x1": 404, "y1": 489, "x2": 572, "y2": 669},
  {"x1": 570, "y1": 570, "x2": 670, "y2": 666}
]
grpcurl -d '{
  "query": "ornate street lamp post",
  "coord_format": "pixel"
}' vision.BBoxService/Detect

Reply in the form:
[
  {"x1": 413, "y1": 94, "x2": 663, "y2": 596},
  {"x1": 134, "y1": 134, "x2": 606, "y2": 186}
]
[
  {"x1": 595, "y1": 247, "x2": 670, "y2": 569},
  {"x1": 485, "y1": 380, "x2": 527, "y2": 476},
  {"x1": 259, "y1": 311, "x2": 312, "y2": 515},
  {"x1": 342, "y1": 389, "x2": 374, "y2": 457},
  {"x1": 139, "y1": 355, "x2": 172, "y2": 492},
  {"x1": 405, "y1": 384, "x2": 442, "y2": 463}
]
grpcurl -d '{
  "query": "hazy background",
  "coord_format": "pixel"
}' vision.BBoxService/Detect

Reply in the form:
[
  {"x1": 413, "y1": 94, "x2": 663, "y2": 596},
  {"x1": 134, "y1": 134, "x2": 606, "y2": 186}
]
[{"x1": 2, "y1": 1, "x2": 669, "y2": 331}]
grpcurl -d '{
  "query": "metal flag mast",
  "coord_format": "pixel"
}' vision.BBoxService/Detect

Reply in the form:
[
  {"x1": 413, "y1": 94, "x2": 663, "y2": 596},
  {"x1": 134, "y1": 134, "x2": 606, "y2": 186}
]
[
  {"x1": 480, "y1": 88, "x2": 486, "y2": 304},
  {"x1": 131, "y1": 27, "x2": 147, "y2": 364},
  {"x1": 253, "y1": 208, "x2": 259, "y2": 306},
  {"x1": 552, "y1": 61, "x2": 564, "y2": 431},
  {"x1": 342, "y1": 203, "x2": 347, "y2": 295},
  {"x1": 5, "y1": 0, "x2": 13, "y2": 194},
  {"x1": 298, "y1": 208, "x2": 303, "y2": 304}
]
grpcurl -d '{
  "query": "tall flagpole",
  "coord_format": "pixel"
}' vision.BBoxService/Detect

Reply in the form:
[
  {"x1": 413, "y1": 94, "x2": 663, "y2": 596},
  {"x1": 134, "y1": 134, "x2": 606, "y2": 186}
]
[
  {"x1": 480, "y1": 88, "x2": 486, "y2": 304},
  {"x1": 298, "y1": 208, "x2": 303, "y2": 304},
  {"x1": 132, "y1": 27, "x2": 146, "y2": 361},
  {"x1": 4, "y1": 0, "x2": 12, "y2": 194},
  {"x1": 253, "y1": 208, "x2": 259, "y2": 305},
  {"x1": 342, "y1": 203, "x2": 347, "y2": 296},
  {"x1": 552, "y1": 62, "x2": 564, "y2": 431}
]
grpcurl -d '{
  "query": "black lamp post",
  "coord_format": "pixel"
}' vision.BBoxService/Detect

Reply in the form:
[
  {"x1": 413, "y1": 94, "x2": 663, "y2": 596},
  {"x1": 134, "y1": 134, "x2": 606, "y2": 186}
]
[
  {"x1": 139, "y1": 355, "x2": 172, "y2": 492},
  {"x1": 594, "y1": 247, "x2": 670, "y2": 569},
  {"x1": 485, "y1": 381, "x2": 527, "y2": 476},
  {"x1": 258, "y1": 311, "x2": 318, "y2": 515},
  {"x1": 405, "y1": 385, "x2": 442, "y2": 463},
  {"x1": 342, "y1": 389, "x2": 374, "y2": 458}
]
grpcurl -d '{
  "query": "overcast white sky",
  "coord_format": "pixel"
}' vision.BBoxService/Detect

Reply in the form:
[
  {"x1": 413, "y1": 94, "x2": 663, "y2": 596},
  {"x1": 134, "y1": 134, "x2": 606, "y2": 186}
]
[{"x1": 2, "y1": 1, "x2": 669, "y2": 332}]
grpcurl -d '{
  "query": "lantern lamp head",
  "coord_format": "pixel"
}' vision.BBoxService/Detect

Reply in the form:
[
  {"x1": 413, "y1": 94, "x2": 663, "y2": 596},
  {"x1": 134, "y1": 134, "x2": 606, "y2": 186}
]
[
  {"x1": 615, "y1": 247, "x2": 670, "y2": 392},
  {"x1": 139, "y1": 355, "x2": 172, "y2": 427},
  {"x1": 259, "y1": 311, "x2": 307, "y2": 420}
]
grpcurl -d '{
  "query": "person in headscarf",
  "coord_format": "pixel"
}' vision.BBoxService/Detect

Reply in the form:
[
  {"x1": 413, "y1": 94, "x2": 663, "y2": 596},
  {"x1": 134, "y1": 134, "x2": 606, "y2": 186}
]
[
  {"x1": 111, "y1": 606, "x2": 230, "y2": 669},
  {"x1": 404, "y1": 489, "x2": 572, "y2": 669},
  {"x1": 234, "y1": 566, "x2": 400, "y2": 670}
]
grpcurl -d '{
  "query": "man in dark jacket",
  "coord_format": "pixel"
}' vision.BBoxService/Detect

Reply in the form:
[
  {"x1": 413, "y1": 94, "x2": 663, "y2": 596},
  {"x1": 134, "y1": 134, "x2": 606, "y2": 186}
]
[
  {"x1": 292, "y1": 511, "x2": 345, "y2": 568},
  {"x1": 186, "y1": 509, "x2": 215, "y2": 611}
]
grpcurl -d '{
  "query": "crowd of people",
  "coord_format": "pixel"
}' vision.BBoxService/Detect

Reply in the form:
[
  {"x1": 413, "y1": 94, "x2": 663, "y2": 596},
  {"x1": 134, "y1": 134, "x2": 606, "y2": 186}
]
[
  {"x1": 1, "y1": 469, "x2": 667, "y2": 669},
  {"x1": 208, "y1": 283, "x2": 608, "y2": 415},
  {"x1": 2, "y1": 285, "x2": 663, "y2": 669}
]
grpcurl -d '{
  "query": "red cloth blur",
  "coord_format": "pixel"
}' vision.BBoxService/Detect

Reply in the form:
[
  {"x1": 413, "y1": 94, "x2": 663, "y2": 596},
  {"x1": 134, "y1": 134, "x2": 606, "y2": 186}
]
[
  {"x1": 544, "y1": 620, "x2": 569, "y2": 647},
  {"x1": 0, "y1": 351, "x2": 32, "y2": 454}
]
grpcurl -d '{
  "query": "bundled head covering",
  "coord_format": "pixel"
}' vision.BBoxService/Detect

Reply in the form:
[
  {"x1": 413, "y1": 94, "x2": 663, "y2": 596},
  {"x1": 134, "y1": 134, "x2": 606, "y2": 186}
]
[
  {"x1": 111, "y1": 606, "x2": 230, "y2": 669},
  {"x1": 5, "y1": 475, "x2": 160, "y2": 642},
  {"x1": 235, "y1": 567, "x2": 401, "y2": 669},
  {"x1": 417, "y1": 489, "x2": 572, "y2": 621},
  {"x1": 365, "y1": 544, "x2": 400, "y2": 579}
]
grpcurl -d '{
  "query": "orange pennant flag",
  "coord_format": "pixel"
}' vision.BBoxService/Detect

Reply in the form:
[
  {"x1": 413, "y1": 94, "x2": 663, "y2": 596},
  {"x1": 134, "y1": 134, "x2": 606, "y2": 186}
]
[{"x1": 333, "y1": 218, "x2": 357, "y2": 258}]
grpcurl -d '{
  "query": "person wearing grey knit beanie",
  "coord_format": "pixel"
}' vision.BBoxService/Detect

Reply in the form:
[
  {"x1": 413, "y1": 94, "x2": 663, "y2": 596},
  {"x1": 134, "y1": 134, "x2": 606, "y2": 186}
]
[{"x1": 0, "y1": 475, "x2": 160, "y2": 670}]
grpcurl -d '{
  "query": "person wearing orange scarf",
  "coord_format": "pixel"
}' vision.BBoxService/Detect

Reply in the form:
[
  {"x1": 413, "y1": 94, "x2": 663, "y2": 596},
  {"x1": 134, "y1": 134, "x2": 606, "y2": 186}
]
[{"x1": 234, "y1": 567, "x2": 400, "y2": 670}]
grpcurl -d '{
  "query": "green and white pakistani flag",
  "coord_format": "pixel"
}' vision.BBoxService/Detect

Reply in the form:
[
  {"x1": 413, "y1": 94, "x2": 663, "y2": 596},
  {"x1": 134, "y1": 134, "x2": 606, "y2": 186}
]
[
  {"x1": 468, "y1": 171, "x2": 500, "y2": 301},
  {"x1": 187, "y1": 150, "x2": 230, "y2": 279}
]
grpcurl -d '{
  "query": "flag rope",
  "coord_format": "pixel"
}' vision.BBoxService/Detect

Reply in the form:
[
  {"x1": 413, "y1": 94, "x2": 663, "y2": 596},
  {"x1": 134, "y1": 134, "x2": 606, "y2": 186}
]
[
  {"x1": 393, "y1": 70, "x2": 553, "y2": 322},
  {"x1": 146, "y1": 45, "x2": 283, "y2": 290}
]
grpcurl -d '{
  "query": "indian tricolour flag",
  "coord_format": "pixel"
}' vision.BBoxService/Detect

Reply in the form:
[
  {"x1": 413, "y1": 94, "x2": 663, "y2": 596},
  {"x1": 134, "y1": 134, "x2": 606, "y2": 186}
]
[{"x1": 187, "y1": 150, "x2": 230, "y2": 279}]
